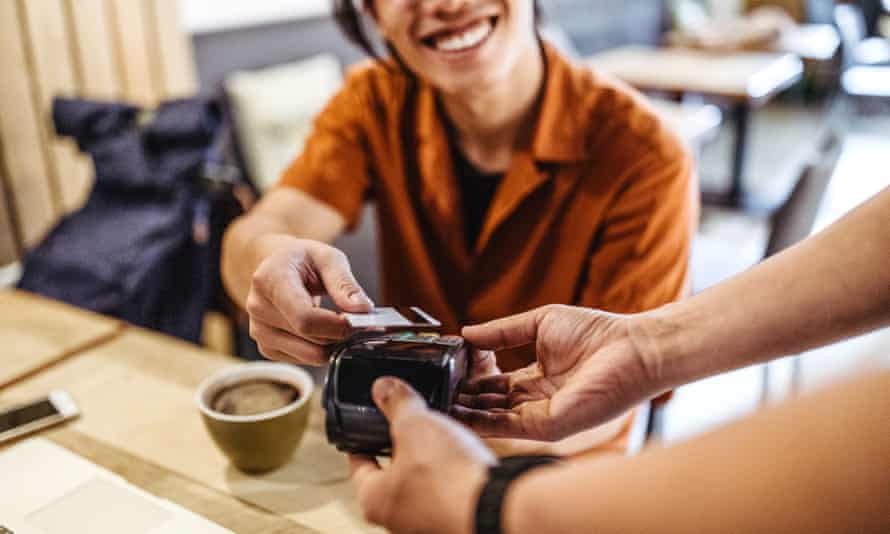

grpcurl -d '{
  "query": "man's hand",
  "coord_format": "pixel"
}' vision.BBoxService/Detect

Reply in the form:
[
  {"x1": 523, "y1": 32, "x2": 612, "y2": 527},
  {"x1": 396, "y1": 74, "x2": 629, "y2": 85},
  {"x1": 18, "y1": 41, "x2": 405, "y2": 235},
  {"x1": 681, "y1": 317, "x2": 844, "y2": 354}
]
[
  {"x1": 245, "y1": 238, "x2": 373, "y2": 365},
  {"x1": 350, "y1": 377, "x2": 496, "y2": 534},
  {"x1": 454, "y1": 305, "x2": 658, "y2": 441}
]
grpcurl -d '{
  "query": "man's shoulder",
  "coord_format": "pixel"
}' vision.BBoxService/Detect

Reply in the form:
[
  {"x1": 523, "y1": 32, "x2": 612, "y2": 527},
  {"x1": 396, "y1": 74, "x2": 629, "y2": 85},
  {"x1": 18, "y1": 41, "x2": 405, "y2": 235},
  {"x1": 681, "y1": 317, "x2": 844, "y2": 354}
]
[
  {"x1": 557, "y1": 57, "x2": 686, "y2": 162},
  {"x1": 341, "y1": 59, "x2": 412, "y2": 110}
]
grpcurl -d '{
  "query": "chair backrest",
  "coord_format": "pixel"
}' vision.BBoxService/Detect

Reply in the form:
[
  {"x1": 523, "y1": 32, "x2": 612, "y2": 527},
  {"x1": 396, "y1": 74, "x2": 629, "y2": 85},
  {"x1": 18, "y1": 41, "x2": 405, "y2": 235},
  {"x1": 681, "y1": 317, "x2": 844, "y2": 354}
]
[
  {"x1": 0, "y1": 0, "x2": 197, "y2": 268},
  {"x1": 223, "y1": 55, "x2": 343, "y2": 192},
  {"x1": 835, "y1": 3, "x2": 869, "y2": 66},
  {"x1": 765, "y1": 132, "x2": 841, "y2": 257}
]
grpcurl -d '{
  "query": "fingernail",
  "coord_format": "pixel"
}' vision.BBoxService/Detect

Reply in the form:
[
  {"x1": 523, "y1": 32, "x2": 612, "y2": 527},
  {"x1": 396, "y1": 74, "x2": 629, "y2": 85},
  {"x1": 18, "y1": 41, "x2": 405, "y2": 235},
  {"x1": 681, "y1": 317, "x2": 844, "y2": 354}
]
[
  {"x1": 351, "y1": 292, "x2": 373, "y2": 307},
  {"x1": 374, "y1": 377, "x2": 397, "y2": 403}
]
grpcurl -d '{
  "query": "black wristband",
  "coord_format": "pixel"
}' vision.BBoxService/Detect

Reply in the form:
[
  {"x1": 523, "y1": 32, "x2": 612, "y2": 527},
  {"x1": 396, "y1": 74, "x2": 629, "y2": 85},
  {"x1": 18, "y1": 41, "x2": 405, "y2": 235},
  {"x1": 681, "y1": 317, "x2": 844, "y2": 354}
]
[{"x1": 474, "y1": 455, "x2": 560, "y2": 534}]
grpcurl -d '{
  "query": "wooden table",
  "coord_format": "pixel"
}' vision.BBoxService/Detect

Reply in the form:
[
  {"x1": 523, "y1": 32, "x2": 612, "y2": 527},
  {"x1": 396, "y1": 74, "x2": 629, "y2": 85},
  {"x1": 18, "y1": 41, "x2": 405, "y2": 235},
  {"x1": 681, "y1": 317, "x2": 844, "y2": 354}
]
[
  {"x1": 0, "y1": 292, "x2": 377, "y2": 533},
  {"x1": 587, "y1": 46, "x2": 804, "y2": 210},
  {"x1": 649, "y1": 99, "x2": 723, "y2": 151},
  {"x1": 0, "y1": 290, "x2": 122, "y2": 388}
]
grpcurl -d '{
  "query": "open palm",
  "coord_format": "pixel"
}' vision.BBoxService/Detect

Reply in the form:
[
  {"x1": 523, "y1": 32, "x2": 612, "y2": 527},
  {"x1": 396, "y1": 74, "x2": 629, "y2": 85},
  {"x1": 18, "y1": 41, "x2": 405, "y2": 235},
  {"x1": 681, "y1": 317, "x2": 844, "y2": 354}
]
[{"x1": 454, "y1": 305, "x2": 653, "y2": 441}]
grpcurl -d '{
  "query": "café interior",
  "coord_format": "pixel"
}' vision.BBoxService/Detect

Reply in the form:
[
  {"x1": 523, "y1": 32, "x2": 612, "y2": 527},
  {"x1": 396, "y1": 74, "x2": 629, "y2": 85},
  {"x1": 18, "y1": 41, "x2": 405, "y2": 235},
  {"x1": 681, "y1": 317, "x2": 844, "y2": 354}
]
[{"x1": 1, "y1": 0, "x2": 888, "y2": 532}]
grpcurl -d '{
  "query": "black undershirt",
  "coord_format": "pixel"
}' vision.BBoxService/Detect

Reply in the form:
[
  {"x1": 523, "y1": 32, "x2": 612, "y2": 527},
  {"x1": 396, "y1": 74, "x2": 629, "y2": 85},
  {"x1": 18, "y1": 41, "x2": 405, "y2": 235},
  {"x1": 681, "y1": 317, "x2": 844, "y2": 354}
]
[{"x1": 452, "y1": 147, "x2": 503, "y2": 252}]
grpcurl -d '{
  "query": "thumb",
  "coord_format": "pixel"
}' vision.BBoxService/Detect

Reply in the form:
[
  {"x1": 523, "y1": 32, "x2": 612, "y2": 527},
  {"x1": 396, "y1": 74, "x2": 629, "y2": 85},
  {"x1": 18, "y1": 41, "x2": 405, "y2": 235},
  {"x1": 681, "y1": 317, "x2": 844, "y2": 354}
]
[
  {"x1": 312, "y1": 247, "x2": 374, "y2": 312},
  {"x1": 372, "y1": 377, "x2": 428, "y2": 424},
  {"x1": 461, "y1": 307, "x2": 545, "y2": 351}
]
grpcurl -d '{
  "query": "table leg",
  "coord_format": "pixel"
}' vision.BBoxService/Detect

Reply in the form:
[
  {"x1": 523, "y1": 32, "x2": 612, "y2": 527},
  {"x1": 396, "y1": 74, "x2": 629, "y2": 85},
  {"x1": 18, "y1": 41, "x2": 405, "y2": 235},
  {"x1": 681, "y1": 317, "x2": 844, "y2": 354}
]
[
  {"x1": 728, "y1": 101, "x2": 752, "y2": 206},
  {"x1": 760, "y1": 362, "x2": 771, "y2": 406}
]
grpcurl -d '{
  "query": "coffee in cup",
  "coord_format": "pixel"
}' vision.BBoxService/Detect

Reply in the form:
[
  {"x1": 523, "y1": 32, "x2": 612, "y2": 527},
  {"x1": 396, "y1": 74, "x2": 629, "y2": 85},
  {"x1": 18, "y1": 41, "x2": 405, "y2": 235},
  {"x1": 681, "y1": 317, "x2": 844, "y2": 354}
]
[
  {"x1": 211, "y1": 379, "x2": 300, "y2": 416},
  {"x1": 196, "y1": 363, "x2": 313, "y2": 473}
]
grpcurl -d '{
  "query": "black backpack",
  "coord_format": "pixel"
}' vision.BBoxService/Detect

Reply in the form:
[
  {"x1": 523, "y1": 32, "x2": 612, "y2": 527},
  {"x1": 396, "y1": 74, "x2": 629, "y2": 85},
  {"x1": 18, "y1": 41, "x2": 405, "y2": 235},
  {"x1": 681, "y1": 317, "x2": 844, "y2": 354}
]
[{"x1": 17, "y1": 97, "x2": 249, "y2": 343}]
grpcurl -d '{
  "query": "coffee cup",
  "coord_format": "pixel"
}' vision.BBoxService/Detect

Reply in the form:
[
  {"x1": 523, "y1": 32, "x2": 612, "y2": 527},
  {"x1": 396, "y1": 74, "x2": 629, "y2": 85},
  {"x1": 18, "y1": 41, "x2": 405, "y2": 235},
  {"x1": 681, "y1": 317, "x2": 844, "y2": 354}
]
[{"x1": 196, "y1": 362, "x2": 313, "y2": 473}]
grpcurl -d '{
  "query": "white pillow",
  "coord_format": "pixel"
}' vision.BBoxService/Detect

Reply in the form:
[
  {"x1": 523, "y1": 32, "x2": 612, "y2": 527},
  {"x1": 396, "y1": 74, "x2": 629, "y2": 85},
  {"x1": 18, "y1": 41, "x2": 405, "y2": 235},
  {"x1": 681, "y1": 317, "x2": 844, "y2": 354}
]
[{"x1": 225, "y1": 54, "x2": 343, "y2": 191}]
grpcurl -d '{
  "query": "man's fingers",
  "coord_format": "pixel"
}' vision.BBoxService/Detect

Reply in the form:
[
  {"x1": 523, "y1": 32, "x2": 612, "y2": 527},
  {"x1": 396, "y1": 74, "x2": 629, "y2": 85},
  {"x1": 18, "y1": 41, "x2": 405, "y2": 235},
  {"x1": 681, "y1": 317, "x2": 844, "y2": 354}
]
[
  {"x1": 461, "y1": 307, "x2": 545, "y2": 351},
  {"x1": 468, "y1": 349, "x2": 500, "y2": 380},
  {"x1": 456, "y1": 393, "x2": 511, "y2": 410},
  {"x1": 349, "y1": 454, "x2": 388, "y2": 524},
  {"x1": 270, "y1": 295, "x2": 353, "y2": 342},
  {"x1": 450, "y1": 405, "x2": 527, "y2": 438},
  {"x1": 349, "y1": 454, "x2": 383, "y2": 488},
  {"x1": 251, "y1": 321, "x2": 329, "y2": 365},
  {"x1": 251, "y1": 271, "x2": 353, "y2": 341},
  {"x1": 245, "y1": 288, "x2": 296, "y2": 332},
  {"x1": 258, "y1": 343, "x2": 327, "y2": 366},
  {"x1": 312, "y1": 247, "x2": 374, "y2": 313},
  {"x1": 248, "y1": 291, "x2": 350, "y2": 342},
  {"x1": 462, "y1": 374, "x2": 512, "y2": 395},
  {"x1": 293, "y1": 307, "x2": 354, "y2": 341},
  {"x1": 452, "y1": 400, "x2": 557, "y2": 441},
  {"x1": 275, "y1": 294, "x2": 353, "y2": 341},
  {"x1": 372, "y1": 377, "x2": 428, "y2": 425}
]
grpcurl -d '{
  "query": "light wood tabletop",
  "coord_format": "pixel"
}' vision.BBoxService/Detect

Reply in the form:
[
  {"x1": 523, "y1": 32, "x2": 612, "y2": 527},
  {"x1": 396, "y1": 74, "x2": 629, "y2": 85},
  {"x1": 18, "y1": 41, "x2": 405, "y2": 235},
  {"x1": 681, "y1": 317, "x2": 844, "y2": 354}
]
[
  {"x1": 587, "y1": 45, "x2": 804, "y2": 103},
  {"x1": 42, "y1": 430, "x2": 309, "y2": 534},
  {"x1": 0, "y1": 290, "x2": 122, "y2": 388},
  {"x1": 587, "y1": 45, "x2": 806, "y2": 209},
  {"x1": 1, "y1": 318, "x2": 381, "y2": 533},
  {"x1": 649, "y1": 99, "x2": 723, "y2": 147},
  {"x1": 0, "y1": 295, "x2": 379, "y2": 534}
]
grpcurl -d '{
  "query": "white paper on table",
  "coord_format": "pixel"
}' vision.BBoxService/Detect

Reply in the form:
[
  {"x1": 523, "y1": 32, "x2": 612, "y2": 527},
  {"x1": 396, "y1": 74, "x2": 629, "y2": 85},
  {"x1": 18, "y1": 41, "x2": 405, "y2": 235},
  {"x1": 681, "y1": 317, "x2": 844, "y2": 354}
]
[{"x1": 0, "y1": 438, "x2": 232, "y2": 534}]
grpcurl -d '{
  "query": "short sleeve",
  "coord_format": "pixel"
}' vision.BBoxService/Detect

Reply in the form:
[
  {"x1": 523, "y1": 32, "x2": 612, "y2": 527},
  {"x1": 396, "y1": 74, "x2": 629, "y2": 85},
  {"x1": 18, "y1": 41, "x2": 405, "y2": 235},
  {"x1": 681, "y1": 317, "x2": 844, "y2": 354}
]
[
  {"x1": 578, "y1": 143, "x2": 698, "y2": 313},
  {"x1": 277, "y1": 70, "x2": 374, "y2": 230}
]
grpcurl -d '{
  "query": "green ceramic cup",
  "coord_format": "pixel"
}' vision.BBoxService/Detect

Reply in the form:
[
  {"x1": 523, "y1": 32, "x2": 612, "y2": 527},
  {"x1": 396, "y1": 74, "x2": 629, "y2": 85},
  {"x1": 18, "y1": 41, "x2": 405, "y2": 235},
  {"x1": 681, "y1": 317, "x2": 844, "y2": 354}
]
[{"x1": 196, "y1": 362, "x2": 313, "y2": 473}]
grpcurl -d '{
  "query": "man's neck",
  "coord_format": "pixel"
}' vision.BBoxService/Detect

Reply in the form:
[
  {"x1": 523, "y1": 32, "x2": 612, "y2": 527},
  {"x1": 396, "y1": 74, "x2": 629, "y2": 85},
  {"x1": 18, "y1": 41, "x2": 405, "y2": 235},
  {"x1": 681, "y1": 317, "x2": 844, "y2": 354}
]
[{"x1": 439, "y1": 41, "x2": 545, "y2": 172}]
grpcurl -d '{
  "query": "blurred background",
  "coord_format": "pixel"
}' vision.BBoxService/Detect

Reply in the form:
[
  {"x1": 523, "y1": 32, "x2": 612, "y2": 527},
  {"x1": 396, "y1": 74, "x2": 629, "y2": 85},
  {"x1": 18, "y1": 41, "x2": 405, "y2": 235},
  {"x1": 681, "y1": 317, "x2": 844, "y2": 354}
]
[{"x1": 1, "y1": 0, "x2": 888, "y2": 445}]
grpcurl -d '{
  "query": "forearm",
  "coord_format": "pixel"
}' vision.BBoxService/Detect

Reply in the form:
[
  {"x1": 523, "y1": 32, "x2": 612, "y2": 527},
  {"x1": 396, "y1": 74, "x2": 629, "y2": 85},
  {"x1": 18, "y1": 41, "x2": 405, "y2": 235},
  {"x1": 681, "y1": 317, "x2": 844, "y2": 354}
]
[
  {"x1": 643, "y1": 187, "x2": 890, "y2": 391},
  {"x1": 221, "y1": 188, "x2": 346, "y2": 307},
  {"x1": 221, "y1": 217, "x2": 302, "y2": 307},
  {"x1": 505, "y1": 370, "x2": 890, "y2": 534}
]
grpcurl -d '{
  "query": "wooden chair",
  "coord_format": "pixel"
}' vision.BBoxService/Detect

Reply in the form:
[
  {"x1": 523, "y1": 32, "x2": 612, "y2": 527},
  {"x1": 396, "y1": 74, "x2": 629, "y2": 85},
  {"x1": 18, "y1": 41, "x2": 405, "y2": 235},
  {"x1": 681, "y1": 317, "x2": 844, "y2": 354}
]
[
  {"x1": 834, "y1": 3, "x2": 890, "y2": 112},
  {"x1": 642, "y1": 130, "x2": 842, "y2": 444},
  {"x1": 0, "y1": 0, "x2": 197, "y2": 271},
  {"x1": 835, "y1": 3, "x2": 890, "y2": 68},
  {"x1": 759, "y1": 130, "x2": 842, "y2": 400}
]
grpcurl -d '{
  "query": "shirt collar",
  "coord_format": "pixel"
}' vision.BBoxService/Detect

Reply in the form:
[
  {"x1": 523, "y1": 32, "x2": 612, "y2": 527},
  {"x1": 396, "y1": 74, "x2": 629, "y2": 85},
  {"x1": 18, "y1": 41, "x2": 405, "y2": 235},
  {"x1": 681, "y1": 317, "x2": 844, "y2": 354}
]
[
  {"x1": 416, "y1": 42, "x2": 591, "y2": 164},
  {"x1": 530, "y1": 43, "x2": 592, "y2": 163}
]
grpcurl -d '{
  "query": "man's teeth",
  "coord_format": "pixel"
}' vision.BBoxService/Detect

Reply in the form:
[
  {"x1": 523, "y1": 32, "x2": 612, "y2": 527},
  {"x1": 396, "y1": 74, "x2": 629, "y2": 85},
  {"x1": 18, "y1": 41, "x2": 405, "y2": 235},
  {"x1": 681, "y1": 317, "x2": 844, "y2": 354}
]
[{"x1": 434, "y1": 20, "x2": 492, "y2": 52}]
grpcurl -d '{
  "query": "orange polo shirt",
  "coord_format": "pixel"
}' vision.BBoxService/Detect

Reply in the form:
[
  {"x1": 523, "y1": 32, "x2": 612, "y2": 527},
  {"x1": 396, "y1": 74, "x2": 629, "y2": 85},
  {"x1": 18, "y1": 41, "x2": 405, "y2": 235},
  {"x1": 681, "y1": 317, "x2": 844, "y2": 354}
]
[{"x1": 280, "y1": 44, "x2": 696, "y2": 372}]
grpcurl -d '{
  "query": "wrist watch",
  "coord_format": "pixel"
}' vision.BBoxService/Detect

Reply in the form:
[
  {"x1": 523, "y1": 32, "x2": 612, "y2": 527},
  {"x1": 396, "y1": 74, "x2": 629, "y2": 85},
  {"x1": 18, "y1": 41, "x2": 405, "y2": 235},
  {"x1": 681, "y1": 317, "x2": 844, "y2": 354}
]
[{"x1": 474, "y1": 455, "x2": 560, "y2": 534}]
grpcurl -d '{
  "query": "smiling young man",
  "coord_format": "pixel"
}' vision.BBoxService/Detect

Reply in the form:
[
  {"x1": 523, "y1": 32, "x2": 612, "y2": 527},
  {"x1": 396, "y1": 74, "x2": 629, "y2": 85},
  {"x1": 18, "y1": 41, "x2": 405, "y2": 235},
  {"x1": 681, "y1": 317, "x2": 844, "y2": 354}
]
[{"x1": 222, "y1": 0, "x2": 697, "y2": 454}]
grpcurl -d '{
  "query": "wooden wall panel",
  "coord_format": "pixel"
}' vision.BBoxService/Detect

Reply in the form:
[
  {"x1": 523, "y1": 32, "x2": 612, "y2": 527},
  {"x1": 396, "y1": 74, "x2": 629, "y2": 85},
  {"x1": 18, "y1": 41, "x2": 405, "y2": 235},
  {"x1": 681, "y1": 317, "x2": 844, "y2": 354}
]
[
  {"x1": 150, "y1": 0, "x2": 198, "y2": 98},
  {"x1": 67, "y1": 0, "x2": 122, "y2": 100},
  {"x1": 21, "y1": 0, "x2": 94, "y2": 214},
  {"x1": 0, "y1": 0, "x2": 198, "y2": 263},
  {"x1": 0, "y1": 0, "x2": 58, "y2": 250},
  {"x1": 108, "y1": 0, "x2": 160, "y2": 106},
  {"x1": 0, "y1": 163, "x2": 21, "y2": 265}
]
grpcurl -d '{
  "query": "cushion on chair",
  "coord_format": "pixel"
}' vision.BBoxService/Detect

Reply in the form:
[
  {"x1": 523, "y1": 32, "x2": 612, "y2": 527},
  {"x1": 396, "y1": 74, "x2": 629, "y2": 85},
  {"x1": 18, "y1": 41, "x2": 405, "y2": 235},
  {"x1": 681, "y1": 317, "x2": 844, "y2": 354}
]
[{"x1": 224, "y1": 55, "x2": 343, "y2": 191}]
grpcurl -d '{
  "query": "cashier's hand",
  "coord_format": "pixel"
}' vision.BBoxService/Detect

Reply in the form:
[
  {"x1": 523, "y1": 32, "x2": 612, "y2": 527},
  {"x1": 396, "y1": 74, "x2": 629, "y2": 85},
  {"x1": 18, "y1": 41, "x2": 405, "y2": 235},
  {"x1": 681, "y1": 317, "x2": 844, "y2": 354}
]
[
  {"x1": 454, "y1": 305, "x2": 656, "y2": 441},
  {"x1": 246, "y1": 239, "x2": 373, "y2": 365},
  {"x1": 350, "y1": 377, "x2": 496, "y2": 534}
]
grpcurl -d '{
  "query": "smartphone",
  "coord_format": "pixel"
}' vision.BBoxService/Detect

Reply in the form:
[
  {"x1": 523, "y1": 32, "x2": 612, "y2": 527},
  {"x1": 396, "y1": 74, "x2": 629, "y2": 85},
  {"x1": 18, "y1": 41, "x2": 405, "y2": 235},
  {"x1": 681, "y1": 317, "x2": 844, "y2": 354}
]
[
  {"x1": 0, "y1": 390, "x2": 80, "y2": 445},
  {"x1": 343, "y1": 306, "x2": 442, "y2": 330}
]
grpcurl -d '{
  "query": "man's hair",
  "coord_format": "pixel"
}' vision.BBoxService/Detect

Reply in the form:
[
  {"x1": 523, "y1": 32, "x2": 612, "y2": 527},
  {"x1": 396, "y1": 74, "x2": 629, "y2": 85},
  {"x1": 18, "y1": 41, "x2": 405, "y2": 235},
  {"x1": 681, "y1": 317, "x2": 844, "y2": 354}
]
[{"x1": 332, "y1": 0, "x2": 542, "y2": 58}]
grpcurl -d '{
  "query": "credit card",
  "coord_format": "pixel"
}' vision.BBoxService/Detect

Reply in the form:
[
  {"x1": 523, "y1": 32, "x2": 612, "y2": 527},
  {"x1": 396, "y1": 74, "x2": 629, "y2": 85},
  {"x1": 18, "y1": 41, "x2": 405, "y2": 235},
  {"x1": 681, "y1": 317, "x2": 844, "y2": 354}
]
[{"x1": 343, "y1": 306, "x2": 441, "y2": 329}]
